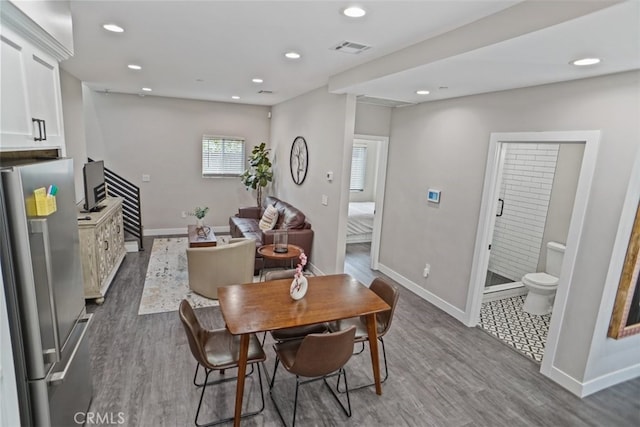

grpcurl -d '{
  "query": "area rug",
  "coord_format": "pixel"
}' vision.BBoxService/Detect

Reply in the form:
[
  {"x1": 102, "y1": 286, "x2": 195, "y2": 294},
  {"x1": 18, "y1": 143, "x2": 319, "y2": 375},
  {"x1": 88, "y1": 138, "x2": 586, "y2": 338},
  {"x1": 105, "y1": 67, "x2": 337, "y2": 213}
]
[{"x1": 138, "y1": 237, "x2": 220, "y2": 315}]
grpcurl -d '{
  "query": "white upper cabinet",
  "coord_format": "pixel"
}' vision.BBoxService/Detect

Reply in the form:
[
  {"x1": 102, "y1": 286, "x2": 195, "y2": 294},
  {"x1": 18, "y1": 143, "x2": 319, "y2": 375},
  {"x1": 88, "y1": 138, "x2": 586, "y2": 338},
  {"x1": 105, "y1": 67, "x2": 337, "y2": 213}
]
[
  {"x1": 0, "y1": 1, "x2": 71, "y2": 153},
  {"x1": 1, "y1": 27, "x2": 64, "y2": 151}
]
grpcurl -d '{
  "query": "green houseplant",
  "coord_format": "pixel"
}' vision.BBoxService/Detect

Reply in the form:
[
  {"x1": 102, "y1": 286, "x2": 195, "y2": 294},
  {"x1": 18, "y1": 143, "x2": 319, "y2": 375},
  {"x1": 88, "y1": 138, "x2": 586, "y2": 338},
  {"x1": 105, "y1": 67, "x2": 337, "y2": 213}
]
[
  {"x1": 190, "y1": 206, "x2": 209, "y2": 228},
  {"x1": 240, "y1": 142, "x2": 273, "y2": 210}
]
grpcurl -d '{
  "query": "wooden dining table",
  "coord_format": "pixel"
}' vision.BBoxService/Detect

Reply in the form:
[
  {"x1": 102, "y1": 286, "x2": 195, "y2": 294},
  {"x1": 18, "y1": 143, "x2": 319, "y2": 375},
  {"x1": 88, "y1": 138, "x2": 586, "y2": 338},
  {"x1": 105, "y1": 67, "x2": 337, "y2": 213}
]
[{"x1": 218, "y1": 273, "x2": 391, "y2": 427}]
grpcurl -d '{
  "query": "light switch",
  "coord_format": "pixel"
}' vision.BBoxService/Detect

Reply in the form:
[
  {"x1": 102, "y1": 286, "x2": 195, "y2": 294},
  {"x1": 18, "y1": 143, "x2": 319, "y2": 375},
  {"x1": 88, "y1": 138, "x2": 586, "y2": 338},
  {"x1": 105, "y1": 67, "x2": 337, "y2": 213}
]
[
  {"x1": 321, "y1": 195, "x2": 328, "y2": 206},
  {"x1": 142, "y1": 174, "x2": 151, "y2": 182}
]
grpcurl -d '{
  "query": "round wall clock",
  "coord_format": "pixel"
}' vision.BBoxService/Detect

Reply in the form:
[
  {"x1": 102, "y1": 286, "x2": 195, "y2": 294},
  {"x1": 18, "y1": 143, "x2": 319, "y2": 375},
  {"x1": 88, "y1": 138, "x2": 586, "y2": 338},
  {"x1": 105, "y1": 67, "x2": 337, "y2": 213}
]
[{"x1": 290, "y1": 136, "x2": 308, "y2": 185}]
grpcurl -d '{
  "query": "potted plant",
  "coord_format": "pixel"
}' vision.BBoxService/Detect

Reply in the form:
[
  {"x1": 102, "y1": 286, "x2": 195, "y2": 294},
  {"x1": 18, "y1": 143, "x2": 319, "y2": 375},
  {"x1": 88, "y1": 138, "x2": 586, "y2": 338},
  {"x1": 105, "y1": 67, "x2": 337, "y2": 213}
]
[
  {"x1": 190, "y1": 206, "x2": 209, "y2": 228},
  {"x1": 240, "y1": 142, "x2": 273, "y2": 210}
]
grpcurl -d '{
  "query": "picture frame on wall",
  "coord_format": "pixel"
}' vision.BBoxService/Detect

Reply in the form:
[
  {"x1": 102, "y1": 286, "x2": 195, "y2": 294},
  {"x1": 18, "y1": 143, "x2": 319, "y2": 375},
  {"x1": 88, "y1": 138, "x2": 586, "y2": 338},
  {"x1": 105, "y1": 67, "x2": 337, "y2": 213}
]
[{"x1": 608, "y1": 200, "x2": 640, "y2": 339}]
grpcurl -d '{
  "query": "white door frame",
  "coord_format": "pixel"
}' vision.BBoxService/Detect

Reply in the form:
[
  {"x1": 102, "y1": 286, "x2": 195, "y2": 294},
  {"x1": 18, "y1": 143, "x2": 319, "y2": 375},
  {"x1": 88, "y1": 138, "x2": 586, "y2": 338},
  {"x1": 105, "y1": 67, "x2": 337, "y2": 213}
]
[
  {"x1": 353, "y1": 134, "x2": 389, "y2": 270},
  {"x1": 464, "y1": 131, "x2": 601, "y2": 373}
]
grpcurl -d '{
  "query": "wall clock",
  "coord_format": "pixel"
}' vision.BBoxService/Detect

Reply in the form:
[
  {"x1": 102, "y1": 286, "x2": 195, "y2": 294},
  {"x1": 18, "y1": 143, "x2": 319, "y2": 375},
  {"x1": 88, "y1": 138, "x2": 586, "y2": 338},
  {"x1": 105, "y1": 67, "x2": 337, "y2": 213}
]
[{"x1": 290, "y1": 136, "x2": 308, "y2": 185}]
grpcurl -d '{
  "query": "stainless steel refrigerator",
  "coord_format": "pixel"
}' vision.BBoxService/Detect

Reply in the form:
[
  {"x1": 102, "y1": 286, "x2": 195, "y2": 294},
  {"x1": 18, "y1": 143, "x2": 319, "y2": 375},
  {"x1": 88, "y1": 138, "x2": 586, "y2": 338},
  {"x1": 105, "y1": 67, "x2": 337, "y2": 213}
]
[{"x1": 1, "y1": 157, "x2": 93, "y2": 426}]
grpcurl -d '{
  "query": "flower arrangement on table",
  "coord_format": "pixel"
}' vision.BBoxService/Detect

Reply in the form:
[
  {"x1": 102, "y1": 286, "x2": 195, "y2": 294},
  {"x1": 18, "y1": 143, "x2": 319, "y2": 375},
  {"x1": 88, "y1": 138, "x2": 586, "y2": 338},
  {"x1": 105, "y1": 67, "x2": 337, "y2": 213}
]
[
  {"x1": 189, "y1": 206, "x2": 210, "y2": 237},
  {"x1": 290, "y1": 252, "x2": 308, "y2": 298},
  {"x1": 190, "y1": 206, "x2": 209, "y2": 220}
]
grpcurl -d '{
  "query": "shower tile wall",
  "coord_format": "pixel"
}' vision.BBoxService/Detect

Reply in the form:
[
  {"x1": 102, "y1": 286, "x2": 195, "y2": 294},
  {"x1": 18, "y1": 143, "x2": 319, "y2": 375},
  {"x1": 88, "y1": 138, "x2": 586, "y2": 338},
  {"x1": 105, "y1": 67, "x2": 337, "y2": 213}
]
[{"x1": 489, "y1": 144, "x2": 559, "y2": 282}]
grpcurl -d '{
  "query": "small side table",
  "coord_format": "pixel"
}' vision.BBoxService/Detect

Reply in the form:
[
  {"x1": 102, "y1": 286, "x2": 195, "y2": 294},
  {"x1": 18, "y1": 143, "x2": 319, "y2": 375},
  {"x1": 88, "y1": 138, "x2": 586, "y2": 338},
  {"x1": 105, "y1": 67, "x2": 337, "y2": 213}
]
[
  {"x1": 188, "y1": 225, "x2": 217, "y2": 248},
  {"x1": 257, "y1": 244, "x2": 303, "y2": 279}
]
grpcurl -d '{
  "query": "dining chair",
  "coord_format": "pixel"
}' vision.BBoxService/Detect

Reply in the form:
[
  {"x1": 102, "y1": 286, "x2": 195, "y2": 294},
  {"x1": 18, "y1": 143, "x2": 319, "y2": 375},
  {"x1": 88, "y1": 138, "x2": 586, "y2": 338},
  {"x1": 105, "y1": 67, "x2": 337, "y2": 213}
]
[
  {"x1": 269, "y1": 326, "x2": 357, "y2": 427},
  {"x1": 329, "y1": 277, "x2": 399, "y2": 391},
  {"x1": 263, "y1": 269, "x2": 328, "y2": 343},
  {"x1": 186, "y1": 238, "x2": 255, "y2": 299},
  {"x1": 178, "y1": 299, "x2": 266, "y2": 426}
]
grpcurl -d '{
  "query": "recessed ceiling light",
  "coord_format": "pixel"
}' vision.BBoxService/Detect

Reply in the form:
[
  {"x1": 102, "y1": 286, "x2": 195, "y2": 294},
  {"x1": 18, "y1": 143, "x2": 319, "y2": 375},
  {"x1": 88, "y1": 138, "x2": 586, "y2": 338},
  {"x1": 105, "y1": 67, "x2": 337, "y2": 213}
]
[
  {"x1": 416, "y1": 90, "x2": 430, "y2": 95},
  {"x1": 142, "y1": 87, "x2": 152, "y2": 92},
  {"x1": 231, "y1": 95, "x2": 240, "y2": 100},
  {"x1": 285, "y1": 52, "x2": 301, "y2": 59},
  {"x1": 127, "y1": 64, "x2": 142, "y2": 70},
  {"x1": 252, "y1": 78, "x2": 264, "y2": 84},
  {"x1": 103, "y1": 24, "x2": 124, "y2": 33},
  {"x1": 571, "y1": 57, "x2": 601, "y2": 66},
  {"x1": 343, "y1": 6, "x2": 366, "y2": 18}
]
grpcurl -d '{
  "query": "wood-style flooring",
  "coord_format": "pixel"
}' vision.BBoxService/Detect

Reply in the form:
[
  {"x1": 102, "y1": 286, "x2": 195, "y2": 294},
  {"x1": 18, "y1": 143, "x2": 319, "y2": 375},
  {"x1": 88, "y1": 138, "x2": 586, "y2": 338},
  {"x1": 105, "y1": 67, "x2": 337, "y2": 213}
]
[{"x1": 84, "y1": 238, "x2": 640, "y2": 426}]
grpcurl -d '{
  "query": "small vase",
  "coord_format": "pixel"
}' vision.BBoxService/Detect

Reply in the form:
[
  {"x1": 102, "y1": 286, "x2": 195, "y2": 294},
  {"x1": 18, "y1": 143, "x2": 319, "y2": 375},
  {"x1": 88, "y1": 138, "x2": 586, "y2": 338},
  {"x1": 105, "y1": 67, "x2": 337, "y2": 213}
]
[
  {"x1": 196, "y1": 218, "x2": 204, "y2": 229},
  {"x1": 290, "y1": 275, "x2": 308, "y2": 301}
]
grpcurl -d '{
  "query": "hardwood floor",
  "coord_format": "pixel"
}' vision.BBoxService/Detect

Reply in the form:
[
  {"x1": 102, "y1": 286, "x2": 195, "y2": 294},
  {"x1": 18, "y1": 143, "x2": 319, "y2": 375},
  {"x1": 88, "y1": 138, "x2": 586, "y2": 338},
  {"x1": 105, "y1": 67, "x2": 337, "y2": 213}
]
[{"x1": 84, "y1": 237, "x2": 639, "y2": 426}]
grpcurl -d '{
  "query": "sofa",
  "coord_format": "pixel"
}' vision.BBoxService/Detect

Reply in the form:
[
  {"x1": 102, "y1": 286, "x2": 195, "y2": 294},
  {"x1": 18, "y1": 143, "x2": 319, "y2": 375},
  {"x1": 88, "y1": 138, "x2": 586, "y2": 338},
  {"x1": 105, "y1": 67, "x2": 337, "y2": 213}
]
[{"x1": 229, "y1": 196, "x2": 313, "y2": 272}]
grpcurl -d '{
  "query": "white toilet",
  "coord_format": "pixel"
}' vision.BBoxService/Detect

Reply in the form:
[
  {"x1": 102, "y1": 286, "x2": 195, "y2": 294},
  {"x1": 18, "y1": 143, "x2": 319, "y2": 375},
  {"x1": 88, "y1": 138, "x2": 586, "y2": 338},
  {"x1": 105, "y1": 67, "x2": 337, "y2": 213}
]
[{"x1": 521, "y1": 242, "x2": 566, "y2": 315}]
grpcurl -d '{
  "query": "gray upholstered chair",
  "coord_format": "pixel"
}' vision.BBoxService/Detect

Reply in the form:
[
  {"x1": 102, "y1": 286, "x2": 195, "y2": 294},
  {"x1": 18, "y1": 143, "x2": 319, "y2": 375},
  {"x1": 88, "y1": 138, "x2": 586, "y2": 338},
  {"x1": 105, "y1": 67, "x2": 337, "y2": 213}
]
[
  {"x1": 186, "y1": 238, "x2": 255, "y2": 299},
  {"x1": 269, "y1": 326, "x2": 356, "y2": 427},
  {"x1": 329, "y1": 277, "x2": 399, "y2": 390},
  {"x1": 263, "y1": 269, "x2": 328, "y2": 342},
  {"x1": 178, "y1": 299, "x2": 265, "y2": 426}
]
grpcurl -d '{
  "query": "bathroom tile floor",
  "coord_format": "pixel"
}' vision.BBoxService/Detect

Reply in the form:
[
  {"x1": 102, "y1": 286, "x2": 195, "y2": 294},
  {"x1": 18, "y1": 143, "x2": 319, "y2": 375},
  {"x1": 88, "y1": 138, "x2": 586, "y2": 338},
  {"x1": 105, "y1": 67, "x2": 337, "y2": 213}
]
[{"x1": 479, "y1": 295, "x2": 551, "y2": 363}]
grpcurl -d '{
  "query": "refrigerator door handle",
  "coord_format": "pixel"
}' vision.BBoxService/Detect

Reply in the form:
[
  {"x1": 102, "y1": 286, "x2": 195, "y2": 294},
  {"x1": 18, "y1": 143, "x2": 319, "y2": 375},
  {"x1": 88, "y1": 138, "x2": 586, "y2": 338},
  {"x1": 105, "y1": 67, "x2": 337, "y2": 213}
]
[
  {"x1": 48, "y1": 314, "x2": 92, "y2": 386},
  {"x1": 29, "y1": 218, "x2": 61, "y2": 364}
]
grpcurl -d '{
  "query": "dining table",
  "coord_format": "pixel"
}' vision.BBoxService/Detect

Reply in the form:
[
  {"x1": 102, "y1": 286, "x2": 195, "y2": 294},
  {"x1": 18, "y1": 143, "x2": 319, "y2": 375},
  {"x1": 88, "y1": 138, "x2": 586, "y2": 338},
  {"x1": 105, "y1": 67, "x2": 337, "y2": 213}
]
[{"x1": 218, "y1": 273, "x2": 391, "y2": 427}]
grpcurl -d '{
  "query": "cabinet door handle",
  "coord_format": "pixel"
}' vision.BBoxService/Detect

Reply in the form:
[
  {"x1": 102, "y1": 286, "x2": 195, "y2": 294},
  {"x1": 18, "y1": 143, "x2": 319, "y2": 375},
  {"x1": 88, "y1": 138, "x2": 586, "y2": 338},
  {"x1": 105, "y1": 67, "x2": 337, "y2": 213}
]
[
  {"x1": 104, "y1": 240, "x2": 109, "y2": 251},
  {"x1": 41, "y1": 119, "x2": 47, "y2": 141},
  {"x1": 32, "y1": 118, "x2": 42, "y2": 141}
]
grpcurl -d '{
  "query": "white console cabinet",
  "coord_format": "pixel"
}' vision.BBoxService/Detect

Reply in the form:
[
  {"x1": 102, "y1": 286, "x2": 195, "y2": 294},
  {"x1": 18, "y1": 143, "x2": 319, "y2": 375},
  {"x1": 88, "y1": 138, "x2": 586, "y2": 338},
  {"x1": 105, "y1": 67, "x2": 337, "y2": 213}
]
[{"x1": 77, "y1": 197, "x2": 126, "y2": 304}]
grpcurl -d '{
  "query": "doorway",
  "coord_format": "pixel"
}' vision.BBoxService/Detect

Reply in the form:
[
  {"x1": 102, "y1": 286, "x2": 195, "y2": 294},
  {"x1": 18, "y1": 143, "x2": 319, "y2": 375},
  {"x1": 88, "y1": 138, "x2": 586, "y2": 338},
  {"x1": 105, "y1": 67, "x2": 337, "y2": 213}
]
[
  {"x1": 465, "y1": 131, "x2": 601, "y2": 370},
  {"x1": 344, "y1": 134, "x2": 389, "y2": 279}
]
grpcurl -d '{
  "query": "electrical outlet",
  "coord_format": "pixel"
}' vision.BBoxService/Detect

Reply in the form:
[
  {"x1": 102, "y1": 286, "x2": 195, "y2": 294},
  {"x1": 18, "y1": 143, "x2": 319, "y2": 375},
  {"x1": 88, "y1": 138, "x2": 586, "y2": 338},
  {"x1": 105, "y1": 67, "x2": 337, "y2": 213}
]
[
  {"x1": 181, "y1": 211, "x2": 187, "y2": 218},
  {"x1": 321, "y1": 195, "x2": 328, "y2": 206},
  {"x1": 142, "y1": 174, "x2": 151, "y2": 182},
  {"x1": 423, "y1": 263, "x2": 431, "y2": 278}
]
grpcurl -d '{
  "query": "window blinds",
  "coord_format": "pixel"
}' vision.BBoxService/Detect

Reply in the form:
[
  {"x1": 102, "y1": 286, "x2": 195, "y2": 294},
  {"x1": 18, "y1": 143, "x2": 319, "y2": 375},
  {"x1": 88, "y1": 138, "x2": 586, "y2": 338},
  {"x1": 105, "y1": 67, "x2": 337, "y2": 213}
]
[
  {"x1": 202, "y1": 136, "x2": 245, "y2": 176},
  {"x1": 350, "y1": 145, "x2": 367, "y2": 191}
]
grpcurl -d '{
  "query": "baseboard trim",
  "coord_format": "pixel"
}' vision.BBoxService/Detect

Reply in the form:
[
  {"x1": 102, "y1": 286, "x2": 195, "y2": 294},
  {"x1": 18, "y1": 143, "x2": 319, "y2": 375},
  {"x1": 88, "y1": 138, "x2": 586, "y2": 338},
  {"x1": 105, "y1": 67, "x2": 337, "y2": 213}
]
[
  {"x1": 144, "y1": 226, "x2": 230, "y2": 236},
  {"x1": 546, "y1": 362, "x2": 640, "y2": 397},
  {"x1": 581, "y1": 363, "x2": 640, "y2": 397},
  {"x1": 378, "y1": 263, "x2": 466, "y2": 323}
]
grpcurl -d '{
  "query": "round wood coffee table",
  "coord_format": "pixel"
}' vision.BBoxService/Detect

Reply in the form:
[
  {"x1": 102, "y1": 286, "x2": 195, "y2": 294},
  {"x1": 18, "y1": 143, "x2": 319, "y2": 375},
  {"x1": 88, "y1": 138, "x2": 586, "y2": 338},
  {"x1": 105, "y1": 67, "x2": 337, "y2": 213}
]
[{"x1": 257, "y1": 244, "x2": 303, "y2": 278}]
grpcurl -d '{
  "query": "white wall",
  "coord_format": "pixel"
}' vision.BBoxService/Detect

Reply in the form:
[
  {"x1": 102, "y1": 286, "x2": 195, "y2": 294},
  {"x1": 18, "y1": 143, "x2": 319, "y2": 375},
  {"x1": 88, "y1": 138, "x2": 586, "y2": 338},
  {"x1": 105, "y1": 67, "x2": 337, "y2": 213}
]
[
  {"x1": 82, "y1": 91, "x2": 270, "y2": 231},
  {"x1": 539, "y1": 143, "x2": 584, "y2": 271},
  {"x1": 59, "y1": 69, "x2": 87, "y2": 204},
  {"x1": 270, "y1": 86, "x2": 355, "y2": 274},
  {"x1": 383, "y1": 71, "x2": 639, "y2": 386},
  {"x1": 354, "y1": 103, "x2": 392, "y2": 136}
]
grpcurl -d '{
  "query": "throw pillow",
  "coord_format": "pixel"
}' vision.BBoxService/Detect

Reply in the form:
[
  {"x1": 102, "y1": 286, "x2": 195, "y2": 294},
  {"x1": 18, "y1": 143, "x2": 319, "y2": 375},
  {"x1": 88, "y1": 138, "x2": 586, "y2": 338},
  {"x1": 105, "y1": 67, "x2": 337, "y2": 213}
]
[{"x1": 259, "y1": 205, "x2": 279, "y2": 231}]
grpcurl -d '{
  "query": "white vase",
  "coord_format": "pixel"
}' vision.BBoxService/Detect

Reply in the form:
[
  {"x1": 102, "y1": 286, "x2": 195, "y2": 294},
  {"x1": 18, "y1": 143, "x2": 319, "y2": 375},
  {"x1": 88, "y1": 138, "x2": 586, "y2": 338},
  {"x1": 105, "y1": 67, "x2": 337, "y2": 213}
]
[
  {"x1": 290, "y1": 275, "x2": 308, "y2": 300},
  {"x1": 196, "y1": 218, "x2": 204, "y2": 228}
]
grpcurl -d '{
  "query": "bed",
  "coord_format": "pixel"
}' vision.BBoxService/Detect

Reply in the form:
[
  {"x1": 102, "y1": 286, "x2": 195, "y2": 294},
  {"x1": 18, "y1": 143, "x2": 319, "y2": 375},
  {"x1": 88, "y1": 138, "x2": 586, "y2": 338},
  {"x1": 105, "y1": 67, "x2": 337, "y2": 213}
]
[{"x1": 347, "y1": 201, "x2": 375, "y2": 243}]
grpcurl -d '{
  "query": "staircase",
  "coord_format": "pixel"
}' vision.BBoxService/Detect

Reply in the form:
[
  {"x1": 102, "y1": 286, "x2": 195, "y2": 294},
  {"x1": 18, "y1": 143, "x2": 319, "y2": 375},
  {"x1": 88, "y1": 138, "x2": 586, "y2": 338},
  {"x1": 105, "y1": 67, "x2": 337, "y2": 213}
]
[{"x1": 88, "y1": 158, "x2": 144, "y2": 251}]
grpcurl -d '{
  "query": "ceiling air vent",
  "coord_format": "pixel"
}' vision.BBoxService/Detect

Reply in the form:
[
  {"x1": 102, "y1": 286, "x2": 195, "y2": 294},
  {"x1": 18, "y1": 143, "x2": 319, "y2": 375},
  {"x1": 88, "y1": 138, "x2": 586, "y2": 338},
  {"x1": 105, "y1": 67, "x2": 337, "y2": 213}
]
[
  {"x1": 258, "y1": 90, "x2": 273, "y2": 94},
  {"x1": 331, "y1": 41, "x2": 371, "y2": 54}
]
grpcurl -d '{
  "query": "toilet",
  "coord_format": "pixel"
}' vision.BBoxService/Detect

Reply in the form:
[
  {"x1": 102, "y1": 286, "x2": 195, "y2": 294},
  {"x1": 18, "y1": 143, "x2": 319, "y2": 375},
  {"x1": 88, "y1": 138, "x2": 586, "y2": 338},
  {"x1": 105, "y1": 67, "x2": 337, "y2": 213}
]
[{"x1": 521, "y1": 242, "x2": 566, "y2": 315}]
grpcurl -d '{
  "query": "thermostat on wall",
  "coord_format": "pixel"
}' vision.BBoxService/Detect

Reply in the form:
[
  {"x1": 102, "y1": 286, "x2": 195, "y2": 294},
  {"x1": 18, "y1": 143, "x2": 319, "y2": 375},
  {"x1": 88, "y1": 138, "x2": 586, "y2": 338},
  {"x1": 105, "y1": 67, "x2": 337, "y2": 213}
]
[{"x1": 427, "y1": 189, "x2": 441, "y2": 203}]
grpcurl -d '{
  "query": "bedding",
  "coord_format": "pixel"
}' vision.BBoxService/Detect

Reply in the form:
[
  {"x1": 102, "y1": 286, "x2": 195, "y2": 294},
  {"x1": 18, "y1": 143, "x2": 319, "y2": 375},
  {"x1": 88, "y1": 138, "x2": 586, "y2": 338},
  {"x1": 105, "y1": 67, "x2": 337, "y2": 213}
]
[{"x1": 347, "y1": 201, "x2": 375, "y2": 243}]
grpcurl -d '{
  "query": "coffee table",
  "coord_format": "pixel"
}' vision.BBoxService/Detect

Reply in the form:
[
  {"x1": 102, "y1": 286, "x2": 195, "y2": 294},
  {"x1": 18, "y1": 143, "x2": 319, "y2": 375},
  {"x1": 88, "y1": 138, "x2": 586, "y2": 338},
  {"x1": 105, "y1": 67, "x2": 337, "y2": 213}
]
[{"x1": 187, "y1": 225, "x2": 217, "y2": 248}]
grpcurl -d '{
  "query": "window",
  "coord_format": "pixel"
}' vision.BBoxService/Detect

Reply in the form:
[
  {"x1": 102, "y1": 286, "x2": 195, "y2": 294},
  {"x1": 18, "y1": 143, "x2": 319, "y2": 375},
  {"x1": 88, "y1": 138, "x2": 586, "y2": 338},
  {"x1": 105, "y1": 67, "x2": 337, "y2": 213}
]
[
  {"x1": 350, "y1": 144, "x2": 367, "y2": 191},
  {"x1": 201, "y1": 136, "x2": 245, "y2": 177}
]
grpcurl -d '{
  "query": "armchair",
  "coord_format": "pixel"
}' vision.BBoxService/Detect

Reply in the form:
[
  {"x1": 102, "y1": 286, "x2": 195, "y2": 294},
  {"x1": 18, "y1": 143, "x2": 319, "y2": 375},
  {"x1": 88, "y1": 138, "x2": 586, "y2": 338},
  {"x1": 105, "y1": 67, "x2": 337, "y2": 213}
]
[{"x1": 186, "y1": 238, "x2": 255, "y2": 299}]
